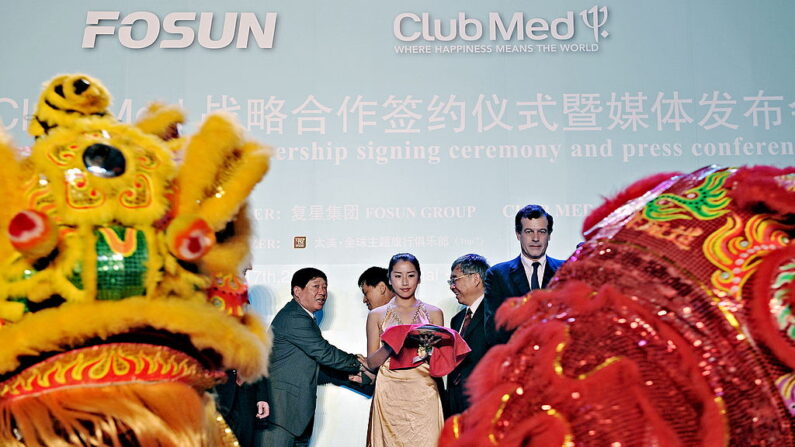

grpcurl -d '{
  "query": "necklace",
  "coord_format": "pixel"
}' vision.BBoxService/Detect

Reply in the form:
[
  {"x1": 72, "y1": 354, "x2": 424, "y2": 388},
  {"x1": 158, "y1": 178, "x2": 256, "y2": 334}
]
[{"x1": 388, "y1": 300, "x2": 423, "y2": 325}]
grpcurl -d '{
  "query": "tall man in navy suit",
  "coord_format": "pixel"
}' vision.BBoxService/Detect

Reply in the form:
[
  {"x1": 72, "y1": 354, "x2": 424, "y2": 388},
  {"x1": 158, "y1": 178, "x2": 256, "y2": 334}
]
[
  {"x1": 484, "y1": 204, "x2": 564, "y2": 346},
  {"x1": 447, "y1": 254, "x2": 490, "y2": 416},
  {"x1": 262, "y1": 268, "x2": 364, "y2": 447}
]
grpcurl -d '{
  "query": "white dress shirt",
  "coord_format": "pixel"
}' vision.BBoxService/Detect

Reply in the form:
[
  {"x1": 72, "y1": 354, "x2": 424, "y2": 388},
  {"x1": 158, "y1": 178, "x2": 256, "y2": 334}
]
[{"x1": 520, "y1": 253, "x2": 547, "y2": 289}]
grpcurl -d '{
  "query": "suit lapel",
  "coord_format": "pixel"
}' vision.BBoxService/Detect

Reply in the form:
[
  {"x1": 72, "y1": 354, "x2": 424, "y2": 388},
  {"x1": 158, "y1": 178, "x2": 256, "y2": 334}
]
[
  {"x1": 466, "y1": 305, "x2": 484, "y2": 339},
  {"x1": 541, "y1": 256, "x2": 558, "y2": 288},
  {"x1": 509, "y1": 256, "x2": 530, "y2": 297},
  {"x1": 451, "y1": 310, "x2": 464, "y2": 334},
  {"x1": 288, "y1": 299, "x2": 316, "y2": 325},
  {"x1": 454, "y1": 304, "x2": 484, "y2": 339}
]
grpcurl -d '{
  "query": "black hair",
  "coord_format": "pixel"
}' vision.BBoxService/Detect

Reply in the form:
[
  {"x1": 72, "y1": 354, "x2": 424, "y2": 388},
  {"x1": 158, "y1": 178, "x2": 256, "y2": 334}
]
[
  {"x1": 358, "y1": 266, "x2": 392, "y2": 291},
  {"x1": 387, "y1": 253, "x2": 421, "y2": 279},
  {"x1": 291, "y1": 267, "x2": 327, "y2": 297},
  {"x1": 514, "y1": 204, "x2": 554, "y2": 233}
]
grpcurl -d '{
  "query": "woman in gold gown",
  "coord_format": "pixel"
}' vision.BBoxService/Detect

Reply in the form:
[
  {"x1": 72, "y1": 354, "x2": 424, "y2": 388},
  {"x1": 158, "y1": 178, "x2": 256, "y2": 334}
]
[{"x1": 365, "y1": 253, "x2": 445, "y2": 447}]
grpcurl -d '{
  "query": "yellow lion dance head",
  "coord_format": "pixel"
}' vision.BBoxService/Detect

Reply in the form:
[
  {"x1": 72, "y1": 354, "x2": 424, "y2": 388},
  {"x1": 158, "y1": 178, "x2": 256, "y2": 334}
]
[{"x1": 0, "y1": 74, "x2": 271, "y2": 447}]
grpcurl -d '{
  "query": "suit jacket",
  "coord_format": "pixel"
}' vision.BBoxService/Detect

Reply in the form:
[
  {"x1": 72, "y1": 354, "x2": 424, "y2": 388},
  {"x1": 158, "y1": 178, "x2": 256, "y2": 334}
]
[
  {"x1": 483, "y1": 255, "x2": 564, "y2": 346},
  {"x1": 267, "y1": 299, "x2": 361, "y2": 436},
  {"x1": 318, "y1": 365, "x2": 374, "y2": 397},
  {"x1": 447, "y1": 303, "x2": 487, "y2": 416},
  {"x1": 214, "y1": 370, "x2": 268, "y2": 447}
]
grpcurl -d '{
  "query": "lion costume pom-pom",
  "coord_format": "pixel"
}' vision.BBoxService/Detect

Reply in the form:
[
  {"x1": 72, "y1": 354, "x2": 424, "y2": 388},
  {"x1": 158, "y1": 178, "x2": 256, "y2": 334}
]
[{"x1": 0, "y1": 74, "x2": 271, "y2": 447}]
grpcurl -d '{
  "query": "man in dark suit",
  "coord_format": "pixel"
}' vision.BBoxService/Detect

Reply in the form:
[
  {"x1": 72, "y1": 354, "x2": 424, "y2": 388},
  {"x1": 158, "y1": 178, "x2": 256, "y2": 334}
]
[
  {"x1": 262, "y1": 268, "x2": 364, "y2": 447},
  {"x1": 214, "y1": 370, "x2": 269, "y2": 447},
  {"x1": 447, "y1": 254, "x2": 490, "y2": 416},
  {"x1": 484, "y1": 204, "x2": 564, "y2": 346}
]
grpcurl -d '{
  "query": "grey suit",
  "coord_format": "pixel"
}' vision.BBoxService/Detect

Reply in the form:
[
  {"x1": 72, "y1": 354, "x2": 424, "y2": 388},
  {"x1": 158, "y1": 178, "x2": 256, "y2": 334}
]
[
  {"x1": 483, "y1": 255, "x2": 564, "y2": 346},
  {"x1": 264, "y1": 299, "x2": 360, "y2": 445}
]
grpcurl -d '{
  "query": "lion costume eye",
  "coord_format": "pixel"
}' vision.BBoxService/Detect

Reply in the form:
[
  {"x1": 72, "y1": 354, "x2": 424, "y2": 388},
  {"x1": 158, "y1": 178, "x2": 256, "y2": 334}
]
[{"x1": 83, "y1": 143, "x2": 126, "y2": 178}]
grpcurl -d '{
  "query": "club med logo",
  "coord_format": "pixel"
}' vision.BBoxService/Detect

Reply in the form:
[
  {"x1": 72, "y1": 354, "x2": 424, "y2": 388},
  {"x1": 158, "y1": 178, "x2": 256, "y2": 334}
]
[
  {"x1": 392, "y1": 6, "x2": 609, "y2": 55},
  {"x1": 82, "y1": 11, "x2": 278, "y2": 49}
]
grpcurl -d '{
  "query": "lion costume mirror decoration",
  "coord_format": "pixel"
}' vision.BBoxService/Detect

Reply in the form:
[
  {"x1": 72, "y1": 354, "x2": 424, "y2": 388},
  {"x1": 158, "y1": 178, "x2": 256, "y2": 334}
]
[
  {"x1": 0, "y1": 74, "x2": 271, "y2": 446},
  {"x1": 441, "y1": 165, "x2": 794, "y2": 446}
]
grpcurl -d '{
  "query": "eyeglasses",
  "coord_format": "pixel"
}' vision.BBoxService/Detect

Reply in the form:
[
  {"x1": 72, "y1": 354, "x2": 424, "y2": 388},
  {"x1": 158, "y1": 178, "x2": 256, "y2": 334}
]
[{"x1": 447, "y1": 273, "x2": 474, "y2": 286}]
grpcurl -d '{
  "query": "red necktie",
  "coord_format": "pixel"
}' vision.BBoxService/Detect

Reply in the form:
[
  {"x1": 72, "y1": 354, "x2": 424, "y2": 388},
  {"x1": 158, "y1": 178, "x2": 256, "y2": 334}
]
[{"x1": 460, "y1": 308, "x2": 473, "y2": 336}]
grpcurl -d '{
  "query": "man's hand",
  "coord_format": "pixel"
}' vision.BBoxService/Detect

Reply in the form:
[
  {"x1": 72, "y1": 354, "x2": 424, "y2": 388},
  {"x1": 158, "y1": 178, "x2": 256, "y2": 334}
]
[
  {"x1": 348, "y1": 368, "x2": 376, "y2": 385},
  {"x1": 348, "y1": 373, "x2": 363, "y2": 383},
  {"x1": 256, "y1": 401, "x2": 269, "y2": 419},
  {"x1": 361, "y1": 368, "x2": 376, "y2": 383}
]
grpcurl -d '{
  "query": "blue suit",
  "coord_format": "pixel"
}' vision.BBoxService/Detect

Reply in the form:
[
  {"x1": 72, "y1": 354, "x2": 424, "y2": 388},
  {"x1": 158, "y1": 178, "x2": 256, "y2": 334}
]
[{"x1": 483, "y1": 255, "x2": 564, "y2": 346}]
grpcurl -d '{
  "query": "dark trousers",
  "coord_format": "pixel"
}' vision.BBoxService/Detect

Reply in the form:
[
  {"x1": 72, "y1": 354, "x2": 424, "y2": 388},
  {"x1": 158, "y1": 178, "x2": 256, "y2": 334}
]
[{"x1": 260, "y1": 417, "x2": 313, "y2": 447}]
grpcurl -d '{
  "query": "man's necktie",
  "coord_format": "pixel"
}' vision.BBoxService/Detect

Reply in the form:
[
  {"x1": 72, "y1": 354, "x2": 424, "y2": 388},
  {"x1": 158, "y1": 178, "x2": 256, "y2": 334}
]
[
  {"x1": 460, "y1": 308, "x2": 473, "y2": 336},
  {"x1": 531, "y1": 261, "x2": 541, "y2": 290}
]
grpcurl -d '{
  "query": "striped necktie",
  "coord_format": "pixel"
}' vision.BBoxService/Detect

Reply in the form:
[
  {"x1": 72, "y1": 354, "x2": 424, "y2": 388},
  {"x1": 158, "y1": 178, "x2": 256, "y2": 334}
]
[{"x1": 460, "y1": 308, "x2": 473, "y2": 336}]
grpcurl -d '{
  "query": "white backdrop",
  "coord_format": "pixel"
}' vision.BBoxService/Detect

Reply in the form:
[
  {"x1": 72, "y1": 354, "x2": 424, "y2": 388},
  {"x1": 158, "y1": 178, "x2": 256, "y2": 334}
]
[{"x1": 1, "y1": 1, "x2": 794, "y2": 445}]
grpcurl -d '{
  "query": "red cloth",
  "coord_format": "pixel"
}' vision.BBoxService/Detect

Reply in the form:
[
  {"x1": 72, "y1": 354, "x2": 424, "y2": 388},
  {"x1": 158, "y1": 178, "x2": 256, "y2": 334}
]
[{"x1": 380, "y1": 324, "x2": 471, "y2": 377}]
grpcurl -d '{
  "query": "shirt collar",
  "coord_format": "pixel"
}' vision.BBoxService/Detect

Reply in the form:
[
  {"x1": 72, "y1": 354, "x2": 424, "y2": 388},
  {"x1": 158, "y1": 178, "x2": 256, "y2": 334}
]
[
  {"x1": 520, "y1": 253, "x2": 546, "y2": 271},
  {"x1": 469, "y1": 295, "x2": 484, "y2": 314},
  {"x1": 295, "y1": 299, "x2": 316, "y2": 319}
]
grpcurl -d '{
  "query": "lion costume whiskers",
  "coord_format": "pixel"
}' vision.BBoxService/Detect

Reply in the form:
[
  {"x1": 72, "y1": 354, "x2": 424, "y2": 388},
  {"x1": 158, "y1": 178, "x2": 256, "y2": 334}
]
[{"x1": 0, "y1": 74, "x2": 271, "y2": 446}]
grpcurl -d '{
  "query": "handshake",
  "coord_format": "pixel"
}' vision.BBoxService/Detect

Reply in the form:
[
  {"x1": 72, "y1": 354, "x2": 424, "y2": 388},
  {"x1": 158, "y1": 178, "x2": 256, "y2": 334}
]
[
  {"x1": 348, "y1": 354, "x2": 376, "y2": 385},
  {"x1": 346, "y1": 330, "x2": 443, "y2": 385}
]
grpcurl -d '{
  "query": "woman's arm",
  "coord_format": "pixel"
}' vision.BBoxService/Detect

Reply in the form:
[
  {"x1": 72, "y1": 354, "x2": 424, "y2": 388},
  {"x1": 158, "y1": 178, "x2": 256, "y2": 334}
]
[
  {"x1": 365, "y1": 310, "x2": 392, "y2": 370},
  {"x1": 429, "y1": 307, "x2": 444, "y2": 326}
]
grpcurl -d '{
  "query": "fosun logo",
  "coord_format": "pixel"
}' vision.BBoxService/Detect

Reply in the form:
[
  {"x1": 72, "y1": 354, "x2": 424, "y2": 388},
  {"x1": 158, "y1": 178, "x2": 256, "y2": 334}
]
[{"x1": 82, "y1": 11, "x2": 278, "y2": 49}]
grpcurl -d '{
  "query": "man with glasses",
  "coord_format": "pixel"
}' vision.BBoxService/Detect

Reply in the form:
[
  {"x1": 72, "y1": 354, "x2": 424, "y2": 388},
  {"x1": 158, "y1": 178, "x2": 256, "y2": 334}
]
[
  {"x1": 446, "y1": 254, "x2": 490, "y2": 416},
  {"x1": 484, "y1": 204, "x2": 564, "y2": 347}
]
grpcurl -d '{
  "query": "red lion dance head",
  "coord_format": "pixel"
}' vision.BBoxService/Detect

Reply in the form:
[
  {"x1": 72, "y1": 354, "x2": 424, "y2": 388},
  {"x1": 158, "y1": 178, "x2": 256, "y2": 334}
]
[{"x1": 441, "y1": 165, "x2": 795, "y2": 447}]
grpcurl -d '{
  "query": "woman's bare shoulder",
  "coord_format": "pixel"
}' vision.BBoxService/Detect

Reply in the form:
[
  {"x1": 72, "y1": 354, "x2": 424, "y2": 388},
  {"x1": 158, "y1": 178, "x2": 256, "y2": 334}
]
[{"x1": 421, "y1": 302, "x2": 444, "y2": 315}]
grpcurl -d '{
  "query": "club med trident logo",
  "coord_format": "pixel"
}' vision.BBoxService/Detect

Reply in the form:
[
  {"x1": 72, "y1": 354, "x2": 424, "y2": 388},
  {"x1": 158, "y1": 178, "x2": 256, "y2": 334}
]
[
  {"x1": 392, "y1": 6, "x2": 609, "y2": 54},
  {"x1": 580, "y1": 6, "x2": 609, "y2": 42},
  {"x1": 82, "y1": 11, "x2": 278, "y2": 49}
]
